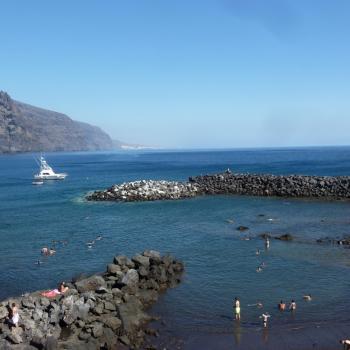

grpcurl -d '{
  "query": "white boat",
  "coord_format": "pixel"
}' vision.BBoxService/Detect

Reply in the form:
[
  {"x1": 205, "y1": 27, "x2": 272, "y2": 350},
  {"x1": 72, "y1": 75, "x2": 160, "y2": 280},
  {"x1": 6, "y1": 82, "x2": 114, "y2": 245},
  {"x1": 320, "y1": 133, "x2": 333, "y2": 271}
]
[{"x1": 34, "y1": 156, "x2": 67, "y2": 180}]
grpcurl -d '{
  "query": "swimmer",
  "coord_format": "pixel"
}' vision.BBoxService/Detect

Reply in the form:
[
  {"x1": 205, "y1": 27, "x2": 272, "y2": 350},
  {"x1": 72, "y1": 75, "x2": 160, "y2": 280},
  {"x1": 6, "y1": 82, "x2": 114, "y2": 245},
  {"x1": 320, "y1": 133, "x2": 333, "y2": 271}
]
[
  {"x1": 35, "y1": 260, "x2": 43, "y2": 265},
  {"x1": 256, "y1": 267, "x2": 262, "y2": 273},
  {"x1": 260, "y1": 313, "x2": 270, "y2": 328},
  {"x1": 41, "y1": 247, "x2": 49, "y2": 256},
  {"x1": 289, "y1": 300, "x2": 297, "y2": 311},
  {"x1": 248, "y1": 302, "x2": 263, "y2": 308},
  {"x1": 86, "y1": 240, "x2": 95, "y2": 245},
  {"x1": 303, "y1": 294, "x2": 312, "y2": 301},
  {"x1": 234, "y1": 297, "x2": 241, "y2": 320},
  {"x1": 265, "y1": 238, "x2": 270, "y2": 249},
  {"x1": 278, "y1": 300, "x2": 286, "y2": 311},
  {"x1": 340, "y1": 339, "x2": 350, "y2": 350},
  {"x1": 96, "y1": 235, "x2": 103, "y2": 241},
  {"x1": 49, "y1": 248, "x2": 56, "y2": 256},
  {"x1": 256, "y1": 249, "x2": 260, "y2": 255}
]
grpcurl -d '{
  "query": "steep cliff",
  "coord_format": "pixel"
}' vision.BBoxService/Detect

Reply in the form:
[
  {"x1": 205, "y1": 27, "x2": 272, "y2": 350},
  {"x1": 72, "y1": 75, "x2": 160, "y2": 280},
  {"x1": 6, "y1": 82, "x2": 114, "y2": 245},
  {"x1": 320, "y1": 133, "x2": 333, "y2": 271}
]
[{"x1": 0, "y1": 91, "x2": 115, "y2": 153}]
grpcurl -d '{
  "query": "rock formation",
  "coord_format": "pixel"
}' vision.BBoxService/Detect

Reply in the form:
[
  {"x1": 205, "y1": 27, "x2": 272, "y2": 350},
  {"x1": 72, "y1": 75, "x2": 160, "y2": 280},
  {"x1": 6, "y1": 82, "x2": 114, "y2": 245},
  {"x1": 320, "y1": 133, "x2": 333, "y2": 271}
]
[
  {"x1": 0, "y1": 250, "x2": 184, "y2": 349},
  {"x1": 0, "y1": 91, "x2": 125, "y2": 153},
  {"x1": 87, "y1": 171, "x2": 350, "y2": 202},
  {"x1": 86, "y1": 180, "x2": 199, "y2": 202}
]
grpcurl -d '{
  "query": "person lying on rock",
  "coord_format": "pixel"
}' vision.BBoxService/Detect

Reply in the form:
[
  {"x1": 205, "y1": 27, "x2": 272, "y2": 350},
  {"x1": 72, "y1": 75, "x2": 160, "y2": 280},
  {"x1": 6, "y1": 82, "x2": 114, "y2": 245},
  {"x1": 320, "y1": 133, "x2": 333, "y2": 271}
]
[{"x1": 41, "y1": 281, "x2": 69, "y2": 298}]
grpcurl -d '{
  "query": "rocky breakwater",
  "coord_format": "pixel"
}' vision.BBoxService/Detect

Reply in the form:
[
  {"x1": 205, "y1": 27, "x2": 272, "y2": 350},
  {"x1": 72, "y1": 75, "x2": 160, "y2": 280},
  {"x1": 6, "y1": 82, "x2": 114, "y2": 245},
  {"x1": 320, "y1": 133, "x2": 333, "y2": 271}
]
[
  {"x1": 86, "y1": 180, "x2": 199, "y2": 202},
  {"x1": 190, "y1": 172, "x2": 350, "y2": 199},
  {"x1": 0, "y1": 250, "x2": 184, "y2": 349}
]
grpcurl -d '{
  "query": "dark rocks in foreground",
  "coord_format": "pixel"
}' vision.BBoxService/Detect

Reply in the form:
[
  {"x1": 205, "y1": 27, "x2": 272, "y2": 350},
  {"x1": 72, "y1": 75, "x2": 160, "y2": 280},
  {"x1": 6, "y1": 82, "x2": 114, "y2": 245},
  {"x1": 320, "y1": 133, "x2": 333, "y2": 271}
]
[
  {"x1": 0, "y1": 250, "x2": 184, "y2": 349},
  {"x1": 86, "y1": 171, "x2": 350, "y2": 202}
]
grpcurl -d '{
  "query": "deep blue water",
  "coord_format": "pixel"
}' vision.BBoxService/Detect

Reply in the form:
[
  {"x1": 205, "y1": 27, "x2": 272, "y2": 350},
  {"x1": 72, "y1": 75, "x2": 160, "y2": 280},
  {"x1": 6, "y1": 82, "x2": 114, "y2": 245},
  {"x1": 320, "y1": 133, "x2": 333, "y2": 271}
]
[{"x1": 1, "y1": 147, "x2": 350, "y2": 335}]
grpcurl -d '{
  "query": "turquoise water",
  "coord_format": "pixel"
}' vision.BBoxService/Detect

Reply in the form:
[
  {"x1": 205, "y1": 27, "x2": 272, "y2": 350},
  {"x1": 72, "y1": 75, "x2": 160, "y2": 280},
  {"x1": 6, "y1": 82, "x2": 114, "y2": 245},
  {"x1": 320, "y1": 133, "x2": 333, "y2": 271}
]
[{"x1": 1, "y1": 147, "x2": 350, "y2": 336}]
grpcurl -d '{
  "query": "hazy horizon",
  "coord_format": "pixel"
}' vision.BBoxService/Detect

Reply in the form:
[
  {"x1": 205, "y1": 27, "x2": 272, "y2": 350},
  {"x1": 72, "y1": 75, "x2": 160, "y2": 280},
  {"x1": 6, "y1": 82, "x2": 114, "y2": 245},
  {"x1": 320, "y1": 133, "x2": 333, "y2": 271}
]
[{"x1": 2, "y1": 1, "x2": 350, "y2": 149}]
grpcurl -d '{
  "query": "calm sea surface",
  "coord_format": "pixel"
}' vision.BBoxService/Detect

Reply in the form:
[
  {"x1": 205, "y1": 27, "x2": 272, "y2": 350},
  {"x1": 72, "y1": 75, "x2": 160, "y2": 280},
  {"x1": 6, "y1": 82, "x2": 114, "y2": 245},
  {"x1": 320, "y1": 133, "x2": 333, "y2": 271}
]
[{"x1": 1, "y1": 147, "x2": 350, "y2": 338}]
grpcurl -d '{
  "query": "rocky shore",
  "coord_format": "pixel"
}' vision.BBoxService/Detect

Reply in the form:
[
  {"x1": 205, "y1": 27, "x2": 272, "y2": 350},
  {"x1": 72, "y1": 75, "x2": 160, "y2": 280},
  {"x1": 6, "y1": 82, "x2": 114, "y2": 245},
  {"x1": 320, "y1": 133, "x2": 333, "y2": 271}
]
[
  {"x1": 86, "y1": 180, "x2": 199, "y2": 202},
  {"x1": 87, "y1": 171, "x2": 350, "y2": 202},
  {"x1": 0, "y1": 250, "x2": 184, "y2": 349}
]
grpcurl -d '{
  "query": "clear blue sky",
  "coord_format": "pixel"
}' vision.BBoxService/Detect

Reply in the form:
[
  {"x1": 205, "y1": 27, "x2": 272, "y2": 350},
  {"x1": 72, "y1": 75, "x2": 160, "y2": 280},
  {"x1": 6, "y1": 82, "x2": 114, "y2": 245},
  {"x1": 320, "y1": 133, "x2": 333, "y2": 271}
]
[{"x1": 1, "y1": 0, "x2": 350, "y2": 148}]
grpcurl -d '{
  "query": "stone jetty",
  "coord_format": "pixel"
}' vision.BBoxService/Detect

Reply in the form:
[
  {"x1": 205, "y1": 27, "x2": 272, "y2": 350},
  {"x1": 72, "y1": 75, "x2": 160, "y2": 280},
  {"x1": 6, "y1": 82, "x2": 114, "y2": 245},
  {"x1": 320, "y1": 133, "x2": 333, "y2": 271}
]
[
  {"x1": 0, "y1": 250, "x2": 184, "y2": 349},
  {"x1": 87, "y1": 171, "x2": 350, "y2": 202},
  {"x1": 190, "y1": 172, "x2": 350, "y2": 199},
  {"x1": 86, "y1": 180, "x2": 199, "y2": 202}
]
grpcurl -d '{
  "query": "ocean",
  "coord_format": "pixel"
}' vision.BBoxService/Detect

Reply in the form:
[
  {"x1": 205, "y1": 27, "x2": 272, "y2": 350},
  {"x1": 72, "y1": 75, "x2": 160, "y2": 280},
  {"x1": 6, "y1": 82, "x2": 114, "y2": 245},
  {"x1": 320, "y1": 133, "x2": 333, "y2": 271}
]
[{"x1": 1, "y1": 147, "x2": 350, "y2": 347}]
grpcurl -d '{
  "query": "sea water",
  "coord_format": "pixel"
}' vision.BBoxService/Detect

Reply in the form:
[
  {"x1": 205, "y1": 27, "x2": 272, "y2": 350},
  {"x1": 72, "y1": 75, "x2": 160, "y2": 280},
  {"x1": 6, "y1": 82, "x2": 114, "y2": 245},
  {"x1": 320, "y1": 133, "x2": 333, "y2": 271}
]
[{"x1": 1, "y1": 147, "x2": 350, "y2": 336}]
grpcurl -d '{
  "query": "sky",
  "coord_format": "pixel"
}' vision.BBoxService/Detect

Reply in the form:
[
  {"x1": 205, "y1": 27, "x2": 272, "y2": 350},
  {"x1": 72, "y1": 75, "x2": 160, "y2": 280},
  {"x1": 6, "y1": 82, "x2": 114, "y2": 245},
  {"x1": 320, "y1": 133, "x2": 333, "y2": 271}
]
[{"x1": 1, "y1": 0, "x2": 350, "y2": 148}]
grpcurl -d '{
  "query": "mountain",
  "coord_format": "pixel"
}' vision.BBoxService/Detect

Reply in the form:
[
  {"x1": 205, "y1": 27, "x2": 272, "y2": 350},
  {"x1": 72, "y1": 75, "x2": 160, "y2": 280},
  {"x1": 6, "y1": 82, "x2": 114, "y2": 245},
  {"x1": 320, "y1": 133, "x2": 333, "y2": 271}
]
[{"x1": 0, "y1": 91, "x2": 122, "y2": 153}]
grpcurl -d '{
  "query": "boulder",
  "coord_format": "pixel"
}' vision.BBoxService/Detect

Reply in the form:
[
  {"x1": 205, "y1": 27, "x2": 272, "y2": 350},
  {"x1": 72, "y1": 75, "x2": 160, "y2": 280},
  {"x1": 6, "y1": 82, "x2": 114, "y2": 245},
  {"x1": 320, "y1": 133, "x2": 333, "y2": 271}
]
[
  {"x1": 121, "y1": 269, "x2": 139, "y2": 287},
  {"x1": 107, "y1": 264, "x2": 121, "y2": 275},
  {"x1": 75, "y1": 275, "x2": 106, "y2": 293},
  {"x1": 92, "y1": 323, "x2": 104, "y2": 338},
  {"x1": 114, "y1": 256, "x2": 134, "y2": 268},
  {"x1": 6, "y1": 332, "x2": 23, "y2": 344},
  {"x1": 101, "y1": 315, "x2": 122, "y2": 331},
  {"x1": 138, "y1": 266, "x2": 149, "y2": 277},
  {"x1": 103, "y1": 301, "x2": 116, "y2": 312},
  {"x1": 132, "y1": 254, "x2": 150, "y2": 268},
  {"x1": 0, "y1": 306, "x2": 8, "y2": 319},
  {"x1": 143, "y1": 250, "x2": 161, "y2": 259}
]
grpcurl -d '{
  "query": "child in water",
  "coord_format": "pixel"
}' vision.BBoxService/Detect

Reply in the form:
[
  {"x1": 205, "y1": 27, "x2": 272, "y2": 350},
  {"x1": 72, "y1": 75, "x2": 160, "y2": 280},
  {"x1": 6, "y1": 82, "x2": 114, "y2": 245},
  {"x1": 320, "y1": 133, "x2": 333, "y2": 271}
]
[
  {"x1": 260, "y1": 313, "x2": 270, "y2": 328},
  {"x1": 234, "y1": 297, "x2": 241, "y2": 320}
]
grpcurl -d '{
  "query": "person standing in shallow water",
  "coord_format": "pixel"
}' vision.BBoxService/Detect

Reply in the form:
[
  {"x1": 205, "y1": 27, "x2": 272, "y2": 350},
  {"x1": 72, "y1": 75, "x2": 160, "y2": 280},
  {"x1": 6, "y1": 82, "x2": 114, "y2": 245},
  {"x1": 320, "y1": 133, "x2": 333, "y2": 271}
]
[
  {"x1": 234, "y1": 297, "x2": 241, "y2": 320},
  {"x1": 289, "y1": 300, "x2": 297, "y2": 311},
  {"x1": 278, "y1": 300, "x2": 286, "y2": 310}
]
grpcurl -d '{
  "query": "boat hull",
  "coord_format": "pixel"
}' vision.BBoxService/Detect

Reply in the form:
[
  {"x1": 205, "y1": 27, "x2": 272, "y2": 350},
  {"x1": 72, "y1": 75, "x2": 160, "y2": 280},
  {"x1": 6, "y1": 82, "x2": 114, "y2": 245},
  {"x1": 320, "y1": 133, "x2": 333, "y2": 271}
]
[{"x1": 34, "y1": 174, "x2": 67, "y2": 180}]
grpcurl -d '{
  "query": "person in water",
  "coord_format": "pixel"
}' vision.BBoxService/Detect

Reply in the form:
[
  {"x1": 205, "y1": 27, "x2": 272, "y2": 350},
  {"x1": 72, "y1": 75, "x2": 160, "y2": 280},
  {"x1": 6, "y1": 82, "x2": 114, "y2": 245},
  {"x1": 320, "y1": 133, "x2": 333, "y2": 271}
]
[
  {"x1": 303, "y1": 294, "x2": 312, "y2": 301},
  {"x1": 278, "y1": 300, "x2": 286, "y2": 310},
  {"x1": 340, "y1": 339, "x2": 350, "y2": 350},
  {"x1": 41, "y1": 247, "x2": 49, "y2": 256},
  {"x1": 260, "y1": 313, "x2": 270, "y2": 328},
  {"x1": 234, "y1": 297, "x2": 241, "y2": 320},
  {"x1": 289, "y1": 300, "x2": 297, "y2": 311},
  {"x1": 265, "y1": 238, "x2": 270, "y2": 249},
  {"x1": 9, "y1": 303, "x2": 19, "y2": 329}
]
